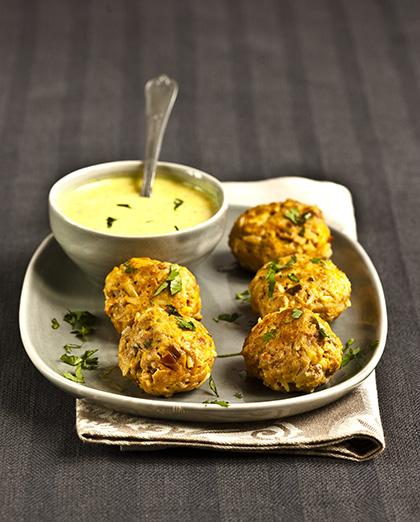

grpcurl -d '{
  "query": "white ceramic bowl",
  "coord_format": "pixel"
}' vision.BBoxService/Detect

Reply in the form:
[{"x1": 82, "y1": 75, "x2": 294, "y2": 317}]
[{"x1": 49, "y1": 161, "x2": 228, "y2": 283}]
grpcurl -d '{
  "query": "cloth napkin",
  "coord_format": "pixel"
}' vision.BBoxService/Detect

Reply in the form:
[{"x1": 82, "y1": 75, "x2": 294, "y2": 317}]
[{"x1": 76, "y1": 177, "x2": 385, "y2": 461}]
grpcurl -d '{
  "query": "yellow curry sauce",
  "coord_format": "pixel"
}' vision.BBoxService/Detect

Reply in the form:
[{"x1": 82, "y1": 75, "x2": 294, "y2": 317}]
[{"x1": 57, "y1": 175, "x2": 217, "y2": 235}]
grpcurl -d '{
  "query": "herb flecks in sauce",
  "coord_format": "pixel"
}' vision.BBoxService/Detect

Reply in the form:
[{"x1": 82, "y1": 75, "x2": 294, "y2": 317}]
[
  {"x1": 107, "y1": 217, "x2": 116, "y2": 228},
  {"x1": 173, "y1": 198, "x2": 184, "y2": 210},
  {"x1": 57, "y1": 176, "x2": 215, "y2": 235}
]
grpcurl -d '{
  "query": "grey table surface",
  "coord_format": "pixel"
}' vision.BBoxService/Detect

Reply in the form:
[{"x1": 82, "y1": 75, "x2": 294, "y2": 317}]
[{"x1": 1, "y1": 0, "x2": 419, "y2": 520}]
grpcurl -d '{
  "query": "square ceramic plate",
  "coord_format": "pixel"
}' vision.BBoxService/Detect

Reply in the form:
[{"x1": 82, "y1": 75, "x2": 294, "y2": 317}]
[{"x1": 19, "y1": 205, "x2": 387, "y2": 422}]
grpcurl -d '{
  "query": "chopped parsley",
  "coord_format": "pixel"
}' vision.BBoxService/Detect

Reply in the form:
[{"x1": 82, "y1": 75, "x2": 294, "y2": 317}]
[
  {"x1": 203, "y1": 400, "x2": 230, "y2": 408},
  {"x1": 63, "y1": 365, "x2": 85, "y2": 384},
  {"x1": 173, "y1": 198, "x2": 184, "y2": 211},
  {"x1": 262, "y1": 329, "x2": 277, "y2": 342},
  {"x1": 165, "y1": 304, "x2": 181, "y2": 316},
  {"x1": 107, "y1": 217, "x2": 117, "y2": 228},
  {"x1": 234, "y1": 392, "x2": 243, "y2": 399},
  {"x1": 235, "y1": 289, "x2": 250, "y2": 302},
  {"x1": 291, "y1": 308, "x2": 303, "y2": 319},
  {"x1": 61, "y1": 349, "x2": 99, "y2": 383},
  {"x1": 63, "y1": 343, "x2": 82, "y2": 354},
  {"x1": 154, "y1": 264, "x2": 183, "y2": 296},
  {"x1": 60, "y1": 349, "x2": 98, "y2": 370},
  {"x1": 284, "y1": 207, "x2": 301, "y2": 225},
  {"x1": 284, "y1": 208, "x2": 313, "y2": 226},
  {"x1": 265, "y1": 256, "x2": 297, "y2": 297},
  {"x1": 176, "y1": 317, "x2": 196, "y2": 331},
  {"x1": 51, "y1": 318, "x2": 60, "y2": 330},
  {"x1": 266, "y1": 261, "x2": 280, "y2": 298},
  {"x1": 209, "y1": 375, "x2": 219, "y2": 397},
  {"x1": 123, "y1": 261, "x2": 135, "y2": 273},
  {"x1": 287, "y1": 273, "x2": 300, "y2": 283},
  {"x1": 310, "y1": 257, "x2": 322, "y2": 264},
  {"x1": 174, "y1": 225, "x2": 179, "y2": 231},
  {"x1": 318, "y1": 324, "x2": 330, "y2": 338},
  {"x1": 63, "y1": 310, "x2": 96, "y2": 341},
  {"x1": 117, "y1": 203, "x2": 131, "y2": 208},
  {"x1": 213, "y1": 313, "x2": 241, "y2": 323},
  {"x1": 341, "y1": 339, "x2": 361, "y2": 368}
]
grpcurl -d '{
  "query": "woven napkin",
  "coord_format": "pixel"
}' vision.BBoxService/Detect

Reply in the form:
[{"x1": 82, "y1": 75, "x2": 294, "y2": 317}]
[{"x1": 76, "y1": 177, "x2": 385, "y2": 461}]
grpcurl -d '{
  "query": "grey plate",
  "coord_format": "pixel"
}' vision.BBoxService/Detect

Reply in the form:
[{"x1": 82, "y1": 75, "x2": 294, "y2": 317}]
[{"x1": 19, "y1": 206, "x2": 387, "y2": 422}]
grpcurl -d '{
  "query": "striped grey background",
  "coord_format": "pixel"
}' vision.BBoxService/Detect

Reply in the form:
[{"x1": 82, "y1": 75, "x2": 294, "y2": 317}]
[{"x1": 1, "y1": 0, "x2": 419, "y2": 520}]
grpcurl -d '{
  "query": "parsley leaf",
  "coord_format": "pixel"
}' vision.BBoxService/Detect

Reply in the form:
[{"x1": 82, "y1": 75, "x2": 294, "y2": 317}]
[
  {"x1": 318, "y1": 324, "x2": 330, "y2": 338},
  {"x1": 107, "y1": 217, "x2": 116, "y2": 228},
  {"x1": 310, "y1": 257, "x2": 322, "y2": 264},
  {"x1": 203, "y1": 400, "x2": 230, "y2": 408},
  {"x1": 176, "y1": 317, "x2": 196, "y2": 331},
  {"x1": 63, "y1": 310, "x2": 96, "y2": 341},
  {"x1": 173, "y1": 198, "x2": 184, "y2": 210},
  {"x1": 51, "y1": 318, "x2": 60, "y2": 329},
  {"x1": 123, "y1": 261, "x2": 135, "y2": 273},
  {"x1": 262, "y1": 329, "x2": 277, "y2": 342},
  {"x1": 266, "y1": 256, "x2": 297, "y2": 297},
  {"x1": 284, "y1": 208, "x2": 313, "y2": 226},
  {"x1": 213, "y1": 313, "x2": 241, "y2": 323},
  {"x1": 266, "y1": 261, "x2": 280, "y2": 297},
  {"x1": 63, "y1": 343, "x2": 82, "y2": 354},
  {"x1": 165, "y1": 304, "x2": 181, "y2": 316},
  {"x1": 235, "y1": 289, "x2": 250, "y2": 302},
  {"x1": 291, "y1": 309, "x2": 303, "y2": 319},
  {"x1": 284, "y1": 207, "x2": 301, "y2": 225},
  {"x1": 209, "y1": 375, "x2": 219, "y2": 397},
  {"x1": 154, "y1": 265, "x2": 182, "y2": 296},
  {"x1": 63, "y1": 366, "x2": 85, "y2": 383},
  {"x1": 153, "y1": 281, "x2": 169, "y2": 296}
]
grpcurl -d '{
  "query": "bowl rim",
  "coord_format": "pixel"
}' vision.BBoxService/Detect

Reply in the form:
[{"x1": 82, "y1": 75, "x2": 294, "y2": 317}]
[{"x1": 49, "y1": 160, "x2": 228, "y2": 239}]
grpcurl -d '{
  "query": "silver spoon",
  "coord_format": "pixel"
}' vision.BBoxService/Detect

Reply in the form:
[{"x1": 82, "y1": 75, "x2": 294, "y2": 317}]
[{"x1": 140, "y1": 75, "x2": 178, "y2": 197}]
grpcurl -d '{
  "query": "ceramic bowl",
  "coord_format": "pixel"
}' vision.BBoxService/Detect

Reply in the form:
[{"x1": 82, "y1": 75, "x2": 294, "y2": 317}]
[{"x1": 49, "y1": 161, "x2": 228, "y2": 283}]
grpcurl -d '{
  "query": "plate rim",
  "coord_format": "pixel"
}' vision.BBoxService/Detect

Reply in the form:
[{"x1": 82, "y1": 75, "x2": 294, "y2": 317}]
[{"x1": 19, "y1": 224, "x2": 387, "y2": 416}]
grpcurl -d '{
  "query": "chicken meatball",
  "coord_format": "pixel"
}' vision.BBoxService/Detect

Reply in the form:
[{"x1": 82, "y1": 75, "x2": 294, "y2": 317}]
[
  {"x1": 242, "y1": 308, "x2": 342, "y2": 392},
  {"x1": 229, "y1": 199, "x2": 332, "y2": 272},
  {"x1": 118, "y1": 306, "x2": 216, "y2": 397},
  {"x1": 249, "y1": 254, "x2": 351, "y2": 321},
  {"x1": 104, "y1": 257, "x2": 201, "y2": 333}
]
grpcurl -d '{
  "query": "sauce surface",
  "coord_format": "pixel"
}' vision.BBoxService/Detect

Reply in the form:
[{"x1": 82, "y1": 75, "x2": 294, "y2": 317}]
[{"x1": 58, "y1": 175, "x2": 217, "y2": 235}]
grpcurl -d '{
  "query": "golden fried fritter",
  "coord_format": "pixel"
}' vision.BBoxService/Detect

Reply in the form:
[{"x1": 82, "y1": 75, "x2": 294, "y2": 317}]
[
  {"x1": 249, "y1": 254, "x2": 351, "y2": 321},
  {"x1": 229, "y1": 199, "x2": 332, "y2": 272},
  {"x1": 104, "y1": 257, "x2": 201, "y2": 333},
  {"x1": 242, "y1": 308, "x2": 342, "y2": 392},
  {"x1": 118, "y1": 306, "x2": 216, "y2": 397}
]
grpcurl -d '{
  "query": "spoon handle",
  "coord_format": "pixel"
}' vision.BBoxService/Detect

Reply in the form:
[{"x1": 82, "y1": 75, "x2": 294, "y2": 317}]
[{"x1": 140, "y1": 75, "x2": 178, "y2": 197}]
